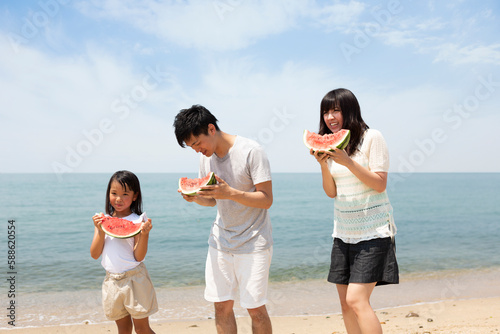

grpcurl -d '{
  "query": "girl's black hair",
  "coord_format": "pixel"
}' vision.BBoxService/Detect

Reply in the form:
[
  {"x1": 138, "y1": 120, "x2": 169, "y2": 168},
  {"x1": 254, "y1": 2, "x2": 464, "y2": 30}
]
[
  {"x1": 105, "y1": 170, "x2": 143, "y2": 216},
  {"x1": 319, "y1": 88, "x2": 369, "y2": 156},
  {"x1": 173, "y1": 104, "x2": 220, "y2": 147}
]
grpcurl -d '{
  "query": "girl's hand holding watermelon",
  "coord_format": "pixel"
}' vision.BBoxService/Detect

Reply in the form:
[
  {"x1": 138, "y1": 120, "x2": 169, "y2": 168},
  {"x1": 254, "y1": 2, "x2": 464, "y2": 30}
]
[
  {"x1": 92, "y1": 212, "x2": 105, "y2": 231},
  {"x1": 140, "y1": 218, "x2": 153, "y2": 234}
]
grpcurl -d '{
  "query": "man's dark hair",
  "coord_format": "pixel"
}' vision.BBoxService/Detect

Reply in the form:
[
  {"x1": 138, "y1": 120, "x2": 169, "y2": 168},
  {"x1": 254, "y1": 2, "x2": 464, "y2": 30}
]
[{"x1": 173, "y1": 105, "x2": 220, "y2": 147}]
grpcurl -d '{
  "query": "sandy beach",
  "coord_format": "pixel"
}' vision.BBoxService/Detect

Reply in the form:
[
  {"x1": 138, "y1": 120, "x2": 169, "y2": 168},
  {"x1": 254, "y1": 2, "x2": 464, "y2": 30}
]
[
  {"x1": 4, "y1": 297, "x2": 499, "y2": 333},
  {"x1": 2, "y1": 267, "x2": 500, "y2": 333}
]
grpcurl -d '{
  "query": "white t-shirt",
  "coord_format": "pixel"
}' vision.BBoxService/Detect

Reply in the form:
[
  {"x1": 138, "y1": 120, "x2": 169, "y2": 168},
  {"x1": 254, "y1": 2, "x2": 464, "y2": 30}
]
[
  {"x1": 199, "y1": 136, "x2": 273, "y2": 254},
  {"x1": 101, "y1": 213, "x2": 142, "y2": 273},
  {"x1": 327, "y1": 129, "x2": 396, "y2": 243}
]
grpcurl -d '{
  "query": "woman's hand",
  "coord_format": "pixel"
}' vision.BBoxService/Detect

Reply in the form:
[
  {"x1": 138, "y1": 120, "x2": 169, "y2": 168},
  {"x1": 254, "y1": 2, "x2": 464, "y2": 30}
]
[
  {"x1": 310, "y1": 148, "x2": 333, "y2": 166},
  {"x1": 327, "y1": 148, "x2": 352, "y2": 168},
  {"x1": 310, "y1": 149, "x2": 337, "y2": 198}
]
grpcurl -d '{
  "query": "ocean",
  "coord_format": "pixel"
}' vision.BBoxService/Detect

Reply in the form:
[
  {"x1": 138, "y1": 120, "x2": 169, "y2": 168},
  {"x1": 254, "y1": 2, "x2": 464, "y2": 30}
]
[{"x1": 1, "y1": 172, "x2": 499, "y2": 328}]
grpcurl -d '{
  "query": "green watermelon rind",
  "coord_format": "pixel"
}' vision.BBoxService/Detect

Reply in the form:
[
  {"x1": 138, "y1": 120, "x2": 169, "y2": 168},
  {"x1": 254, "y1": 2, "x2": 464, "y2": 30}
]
[
  {"x1": 337, "y1": 131, "x2": 351, "y2": 150},
  {"x1": 303, "y1": 129, "x2": 350, "y2": 152},
  {"x1": 179, "y1": 172, "x2": 217, "y2": 196},
  {"x1": 101, "y1": 216, "x2": 142, "y2": 239}
]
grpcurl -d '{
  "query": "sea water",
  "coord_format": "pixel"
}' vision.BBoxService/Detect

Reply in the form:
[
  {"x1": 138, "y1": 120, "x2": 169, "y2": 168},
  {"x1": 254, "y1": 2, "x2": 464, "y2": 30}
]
[{"x1": 1, "y1": 172, "x2": 499, "y2": 327}]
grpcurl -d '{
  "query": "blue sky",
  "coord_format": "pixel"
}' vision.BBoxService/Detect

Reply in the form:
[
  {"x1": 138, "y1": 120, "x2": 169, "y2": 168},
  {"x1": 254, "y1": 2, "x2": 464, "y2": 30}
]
[{"x1": 1, "y1": 0, "x2": 499, "y2": 178}]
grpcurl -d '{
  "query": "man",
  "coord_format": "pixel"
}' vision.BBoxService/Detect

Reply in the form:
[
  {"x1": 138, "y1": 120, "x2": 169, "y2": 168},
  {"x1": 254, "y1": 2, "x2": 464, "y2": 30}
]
[{"x1": 173, "y1": 105, "x2": 273, "y2": 334}]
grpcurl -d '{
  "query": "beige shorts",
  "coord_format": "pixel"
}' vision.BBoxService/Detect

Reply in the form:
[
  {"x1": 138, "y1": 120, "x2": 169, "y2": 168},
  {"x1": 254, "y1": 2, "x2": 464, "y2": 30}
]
[{"x1": 102, "y1": 262, "x2": 158, "y2": 321}]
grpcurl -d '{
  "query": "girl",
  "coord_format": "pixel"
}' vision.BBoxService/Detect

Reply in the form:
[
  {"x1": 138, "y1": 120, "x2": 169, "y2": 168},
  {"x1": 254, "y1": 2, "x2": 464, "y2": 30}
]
[
  {"x1": 90, "y1": 170, "x2": 157, "y2": 334},
  {"x1": 311, "y1": 88, "x2": 398, "y2": 334}
]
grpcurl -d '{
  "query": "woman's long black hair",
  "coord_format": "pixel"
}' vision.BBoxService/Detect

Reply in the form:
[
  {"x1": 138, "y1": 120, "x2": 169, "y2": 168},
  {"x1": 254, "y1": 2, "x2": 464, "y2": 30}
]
[{"x1": 319, "y1": 88, "x2": 369, "y2": 156}]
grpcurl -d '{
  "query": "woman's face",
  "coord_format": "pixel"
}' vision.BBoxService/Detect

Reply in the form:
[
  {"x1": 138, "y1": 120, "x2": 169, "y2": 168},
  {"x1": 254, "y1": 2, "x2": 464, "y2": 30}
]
[{"x1": 323, "y1": 106, "x2": 344, "y2": 133}]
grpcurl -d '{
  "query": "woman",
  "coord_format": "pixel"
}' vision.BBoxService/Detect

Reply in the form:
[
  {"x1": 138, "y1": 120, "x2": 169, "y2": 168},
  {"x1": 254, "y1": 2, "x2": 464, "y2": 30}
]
[{"x1": 311, "y1": 88, "x2": 398, "y2": 334}]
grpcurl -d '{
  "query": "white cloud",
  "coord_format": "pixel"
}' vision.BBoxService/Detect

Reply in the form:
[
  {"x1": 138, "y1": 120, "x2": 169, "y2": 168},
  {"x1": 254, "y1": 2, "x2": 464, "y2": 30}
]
[
  {"x1": 0, "y1": 33, "x2": 186, "y2": 173},
  {"x1": 186, "y1": 57, "x2": 353, "y2": 172},
  {"x1": 194, "y1": 57, "x2": 334, "y2": 128},
  {"x1": 433, "y1": 43, "x2": 500, "y2": 66},
  {"x1": 350, "y1": 9, "x2": 500, "y2": 67},
  {"x1": 133, "y1": 42, "x2": 155, "y2": 55},
  {"x1": 414, "y1": 17, "x2": 446, "y2": 31},
  {"x1": 363, "y1": 15, "x2": 444, "y2": 49},
  {"x1": 2, "y1": 1, "x2": 500, "y2": 174},
  {"x1": 76, "y1": 0, "x2": 310, "y2": 51},
  {"x1": 310, "y1": 1, "x2": 365, "y2": 32},
  {"x1": 73, "y1": 1, "x2": 377, "y2": 52}
]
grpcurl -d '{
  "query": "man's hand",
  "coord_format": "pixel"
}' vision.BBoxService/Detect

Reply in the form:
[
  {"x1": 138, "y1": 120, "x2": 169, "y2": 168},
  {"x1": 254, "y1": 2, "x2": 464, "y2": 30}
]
[{"x1": 198, "y1": 175, "x2": 235, "y2": 200}]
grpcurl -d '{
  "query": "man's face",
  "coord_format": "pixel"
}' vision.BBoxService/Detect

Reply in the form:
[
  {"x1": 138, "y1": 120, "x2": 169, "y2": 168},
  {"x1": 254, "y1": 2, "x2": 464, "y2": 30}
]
[
  {"x1": 185, "y1": 133, "x2": 212, "y2": 156},
  {"x1": 184, "y1": 124, "x2": 217, "y2": 157}
]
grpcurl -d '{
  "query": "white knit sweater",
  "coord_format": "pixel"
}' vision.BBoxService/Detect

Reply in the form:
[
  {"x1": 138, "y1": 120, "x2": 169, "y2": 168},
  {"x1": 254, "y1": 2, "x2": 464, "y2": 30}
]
[{"x1": 327, "y1": 129, "x2": 396, "y2": 244}]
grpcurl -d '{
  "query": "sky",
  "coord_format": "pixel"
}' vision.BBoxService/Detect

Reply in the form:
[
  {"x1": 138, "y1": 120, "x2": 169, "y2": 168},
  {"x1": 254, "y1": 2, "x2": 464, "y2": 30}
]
[{"x1": 1, "y1": 0, "x2": 499, "y2": 179}]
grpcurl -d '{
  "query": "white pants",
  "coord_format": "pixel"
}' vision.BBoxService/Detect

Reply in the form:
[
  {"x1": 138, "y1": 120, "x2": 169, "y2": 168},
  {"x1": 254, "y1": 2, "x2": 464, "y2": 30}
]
[{"x1": 204, "y1": 246, "x2": 273, "y2": 309}]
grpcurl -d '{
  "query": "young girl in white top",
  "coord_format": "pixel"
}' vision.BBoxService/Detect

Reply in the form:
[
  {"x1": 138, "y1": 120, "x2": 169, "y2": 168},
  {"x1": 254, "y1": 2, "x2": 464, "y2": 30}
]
[
  {"x1": 90, "y1": 170, "x2": 157, "y2": 334},
  {"x1": 311, "y1": 88, "x2": 398, "y2": 334}
]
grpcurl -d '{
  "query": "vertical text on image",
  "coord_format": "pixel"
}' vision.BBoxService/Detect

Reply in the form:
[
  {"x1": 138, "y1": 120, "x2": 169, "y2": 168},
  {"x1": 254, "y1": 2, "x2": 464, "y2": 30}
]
[
  {"x1": 391, "y1": 74, "x2": 499, "y2": 189},
  {"x1": 6, "y1": 219, "x2": 16, "y2": 326}
]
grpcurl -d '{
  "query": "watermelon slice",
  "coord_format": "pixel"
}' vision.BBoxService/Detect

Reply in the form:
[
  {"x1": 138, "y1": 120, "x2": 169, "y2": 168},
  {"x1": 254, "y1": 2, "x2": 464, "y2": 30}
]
[
  {"x1": 178, "y1": 172, "x2": 217, "y2": 196},
  {"x1": 303, "y1": 129, "x2": 350, "y2": 152},
  {"x1": 101, "y1": 215, "x2": 142, "y2": 239}
]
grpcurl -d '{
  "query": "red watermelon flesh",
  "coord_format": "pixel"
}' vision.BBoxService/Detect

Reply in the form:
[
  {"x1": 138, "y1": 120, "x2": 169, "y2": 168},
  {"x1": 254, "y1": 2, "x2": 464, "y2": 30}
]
[
  {"x1": 303, "y1": 129, "x2": 350, "y2": 151},
  {"x1": 179, "y1": 172, "x2": 216, "y2": 196},
  {"x1": 101, "y1": 216, "x2": 142, "y2": 239}
]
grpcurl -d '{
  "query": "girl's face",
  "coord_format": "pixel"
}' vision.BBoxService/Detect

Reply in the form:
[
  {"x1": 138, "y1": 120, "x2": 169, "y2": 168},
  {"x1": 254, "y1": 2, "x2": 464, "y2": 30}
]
[
  {"x1": 109, "y1": 180, "x2": 138, "y2": 217},
  {"x1": 323, "y1": 106, "x2": 344, "y2": 133}
]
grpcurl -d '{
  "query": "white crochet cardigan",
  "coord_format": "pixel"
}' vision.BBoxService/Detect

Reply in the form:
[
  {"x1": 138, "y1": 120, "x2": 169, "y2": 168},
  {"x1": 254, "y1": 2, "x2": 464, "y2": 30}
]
[{"x1": 327, "y1": 129, "x2": 396, "y2": 244}]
